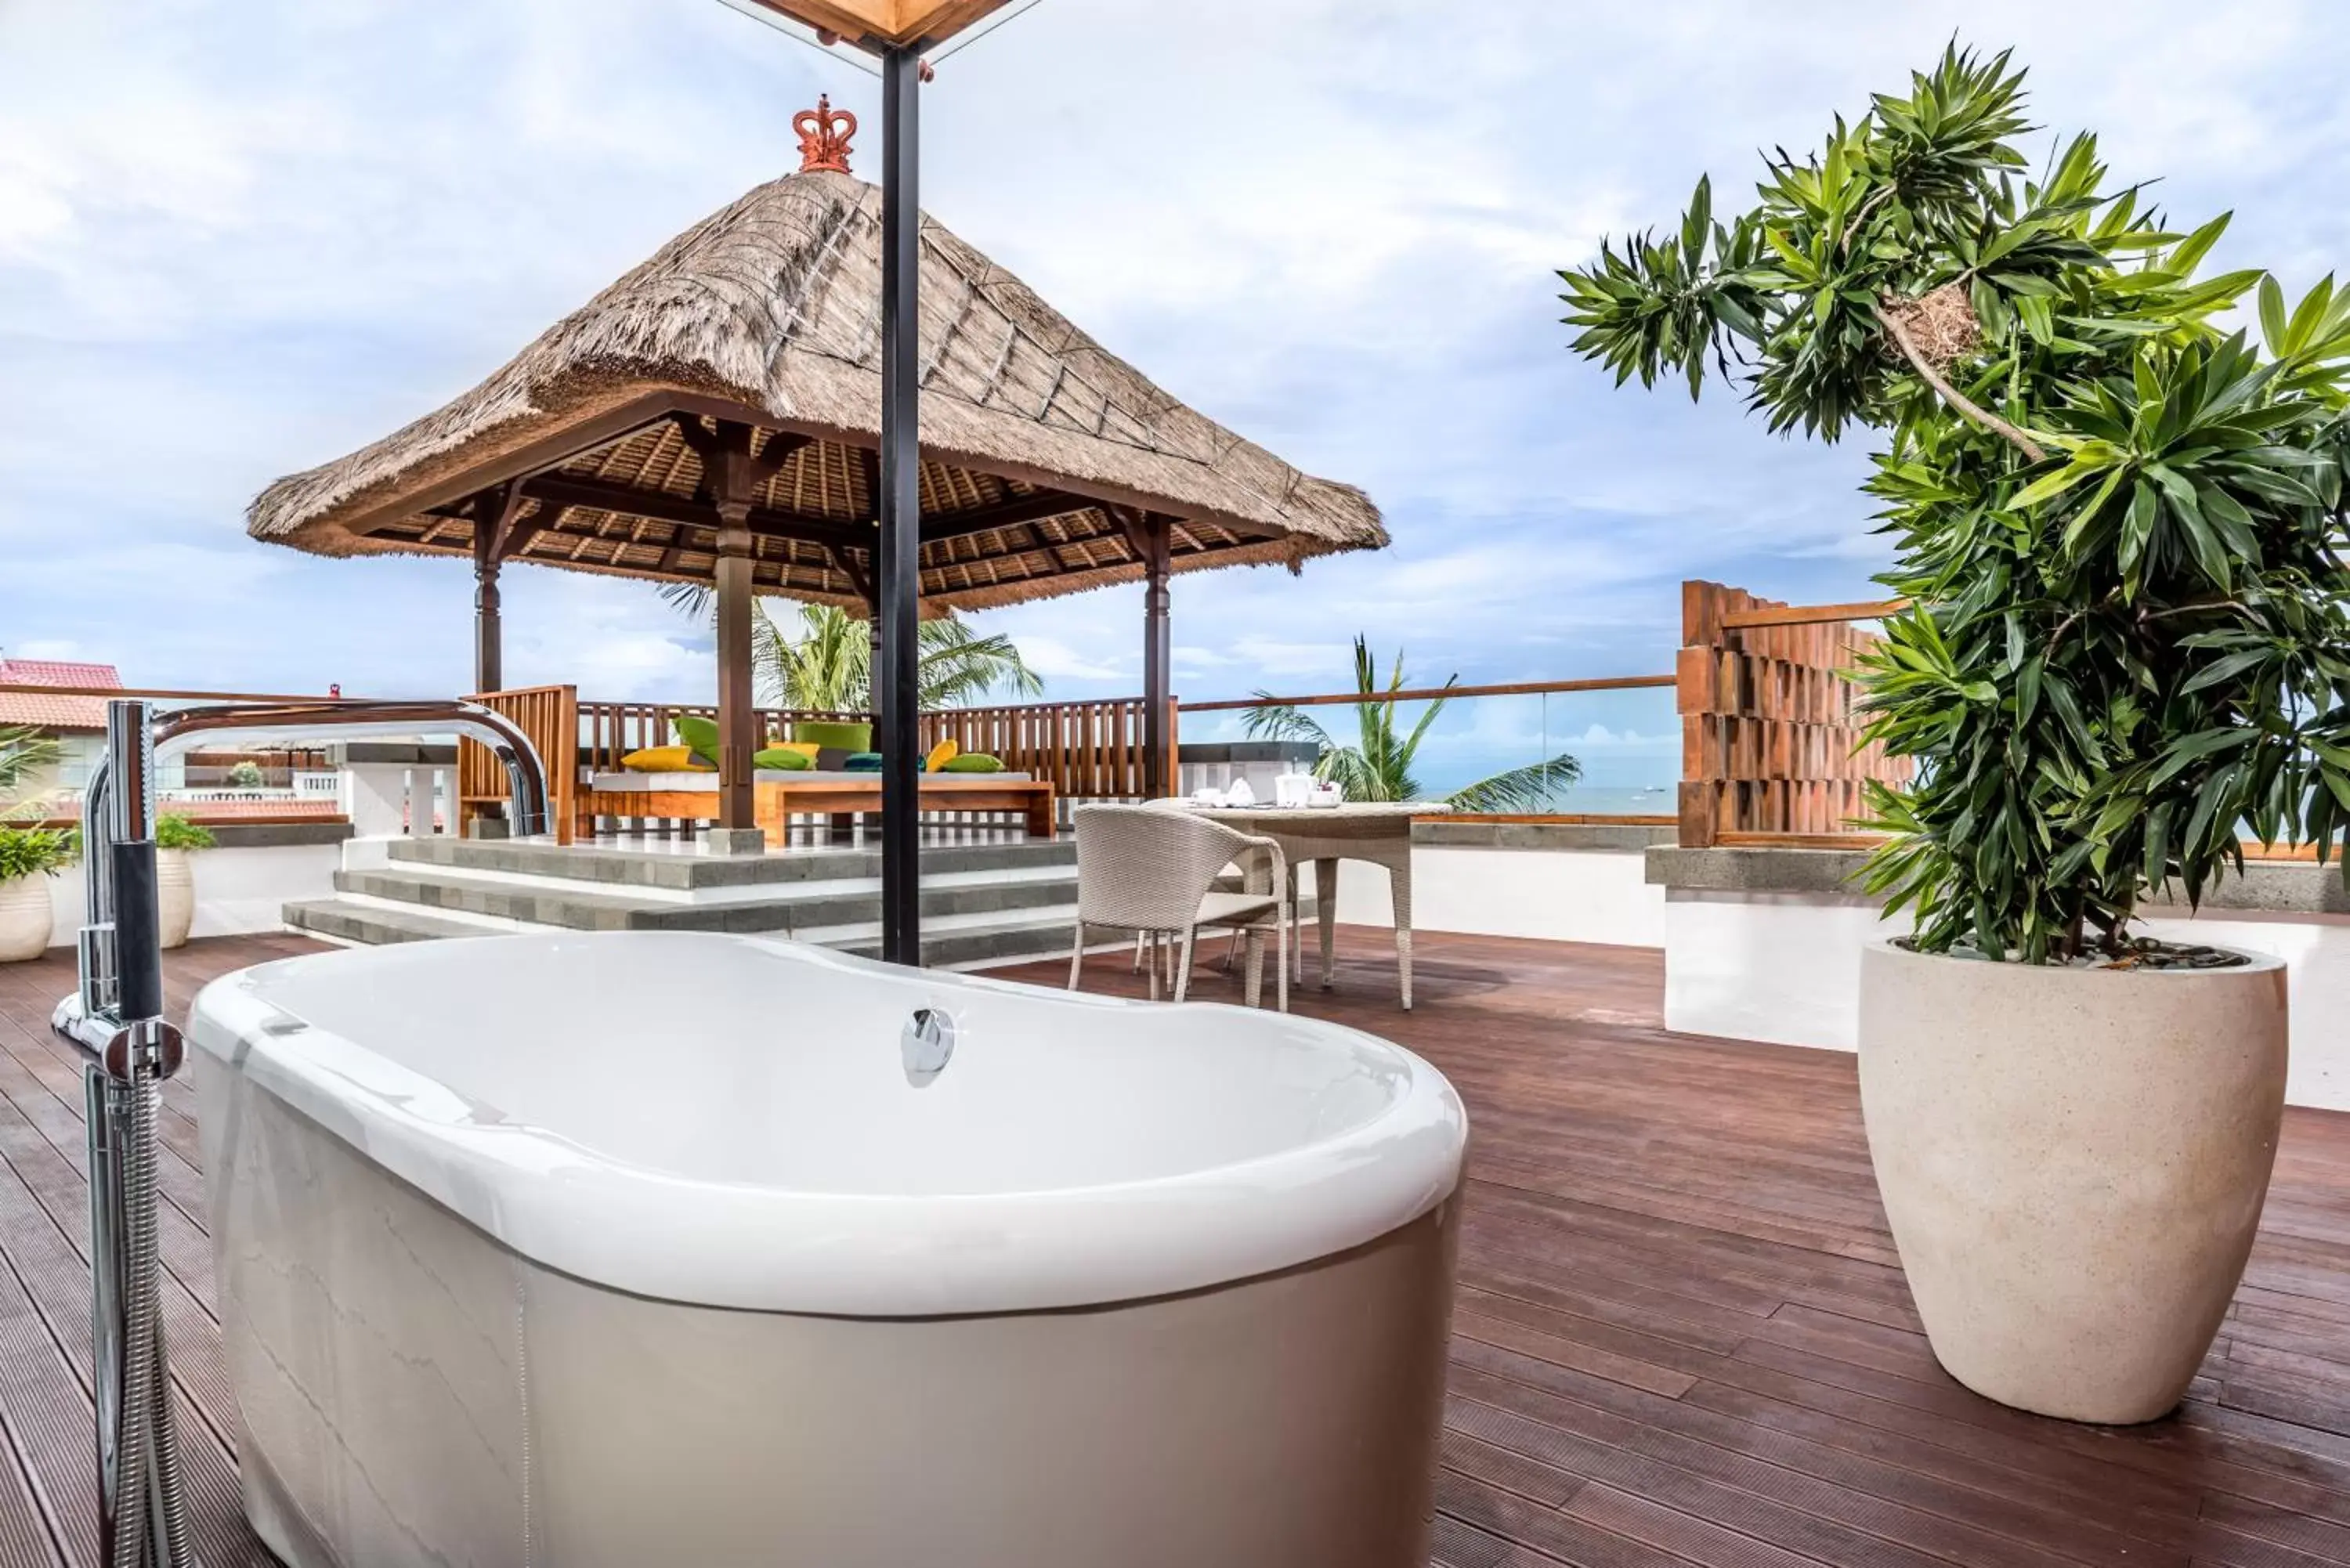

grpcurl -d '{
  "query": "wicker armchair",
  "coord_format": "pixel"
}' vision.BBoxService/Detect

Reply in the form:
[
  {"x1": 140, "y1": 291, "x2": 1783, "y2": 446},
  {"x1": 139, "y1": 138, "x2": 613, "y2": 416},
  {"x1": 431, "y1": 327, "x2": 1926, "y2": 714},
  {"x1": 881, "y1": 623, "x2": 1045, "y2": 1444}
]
[{"x1": 1068, "y1": 804, "x2": 1289, "y2": 1010}]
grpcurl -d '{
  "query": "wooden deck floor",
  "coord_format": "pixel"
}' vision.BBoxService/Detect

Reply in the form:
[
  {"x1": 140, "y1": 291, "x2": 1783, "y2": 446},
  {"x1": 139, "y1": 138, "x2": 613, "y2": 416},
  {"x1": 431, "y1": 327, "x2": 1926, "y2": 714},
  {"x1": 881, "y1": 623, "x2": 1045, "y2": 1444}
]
[
  {"x1": 1007, "y1": 930, "x2": 2350, "y2": 1568},
  {"x1": 0, "y1": 930, "x2": 2344, "y2": 1565}
]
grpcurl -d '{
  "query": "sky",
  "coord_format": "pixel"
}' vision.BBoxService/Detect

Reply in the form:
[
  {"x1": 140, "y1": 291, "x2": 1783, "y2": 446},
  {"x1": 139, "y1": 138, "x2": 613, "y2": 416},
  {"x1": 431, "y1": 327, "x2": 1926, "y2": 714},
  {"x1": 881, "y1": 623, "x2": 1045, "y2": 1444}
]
[{"x1": 3, "y1": 1, "x2": 2346, "y2": 791}]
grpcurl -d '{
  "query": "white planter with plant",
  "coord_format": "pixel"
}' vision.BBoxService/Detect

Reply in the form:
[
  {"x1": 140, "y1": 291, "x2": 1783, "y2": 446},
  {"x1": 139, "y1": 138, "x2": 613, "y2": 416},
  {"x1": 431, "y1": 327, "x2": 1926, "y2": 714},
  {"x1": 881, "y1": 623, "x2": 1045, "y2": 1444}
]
[
  {"x1": 1565, "y1": 48, "x2": 2350, "y2": 1422},
  {"x1": 0, "y1": 826, "x2": 74, "y2": 963},
  {"x1": 155, "y1": 815, "x2": 216, "y2": 951}
]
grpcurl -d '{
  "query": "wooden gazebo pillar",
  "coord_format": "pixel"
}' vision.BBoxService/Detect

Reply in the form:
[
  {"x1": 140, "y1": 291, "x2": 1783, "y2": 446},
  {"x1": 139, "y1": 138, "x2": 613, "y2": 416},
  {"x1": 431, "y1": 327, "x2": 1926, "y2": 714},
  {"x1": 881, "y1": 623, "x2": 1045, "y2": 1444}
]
[
  {"x1": 713, "y1": 508, "x2": 758, "y2": 833},
  {"x1": 471, "y1": 482, "x2": 524, "y2": 694}
]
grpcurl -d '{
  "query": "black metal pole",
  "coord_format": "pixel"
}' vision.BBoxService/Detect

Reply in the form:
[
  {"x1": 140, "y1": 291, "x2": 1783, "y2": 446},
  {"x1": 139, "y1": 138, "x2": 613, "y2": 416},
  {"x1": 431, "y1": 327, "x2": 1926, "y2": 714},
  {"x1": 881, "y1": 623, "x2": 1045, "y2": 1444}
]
[
  {"x1": 878, "y1": 43, "x2": 924, "y2": 965},
  {"x1": 1141, "y1": 515, "x2": 1173, "y2": 797}
]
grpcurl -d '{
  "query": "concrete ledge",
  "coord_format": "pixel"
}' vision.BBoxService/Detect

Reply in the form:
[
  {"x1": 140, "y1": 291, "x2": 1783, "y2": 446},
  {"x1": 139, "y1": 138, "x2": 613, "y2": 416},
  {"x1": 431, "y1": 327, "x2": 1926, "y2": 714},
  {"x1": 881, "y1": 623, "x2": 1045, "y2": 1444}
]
[
  {"x1": 1423, "y1": 822, "x2": 1674, "y2": 853},
  {"x1": 327, "y1": 742, "x2": 457, "y2": 765},
  {"x1": 1648, "y1": 844, "x2": 2350, "y2": 916},
  {"x1": 203, "y1": 822, "x2": 354, "y2": 850},
  {"x1": 1176, "y1": 742, "x2": 1318, "y2": 765},
  {"x1": 2150, "y1": 861, "x2": 2350, "y2": 916},
  {"x1": 1647, "y1": 846, "x2": 1871, "y2": 894}
]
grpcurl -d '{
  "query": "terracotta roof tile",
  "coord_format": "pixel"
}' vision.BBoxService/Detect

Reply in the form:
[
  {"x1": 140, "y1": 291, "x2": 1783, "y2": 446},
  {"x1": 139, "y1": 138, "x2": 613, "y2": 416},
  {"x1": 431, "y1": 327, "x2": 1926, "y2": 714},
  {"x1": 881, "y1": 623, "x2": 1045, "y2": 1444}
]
[{"x1": 0, "y1": 659, "x2": 121, "y2": 732}]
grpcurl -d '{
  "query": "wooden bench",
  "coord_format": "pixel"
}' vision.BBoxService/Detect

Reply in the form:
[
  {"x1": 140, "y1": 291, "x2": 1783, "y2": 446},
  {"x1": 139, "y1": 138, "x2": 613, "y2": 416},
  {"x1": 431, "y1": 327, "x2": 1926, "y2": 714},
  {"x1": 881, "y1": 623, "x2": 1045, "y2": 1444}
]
[{"x1": 581, "y1": 776, "x2": 1058, "y2": 843}]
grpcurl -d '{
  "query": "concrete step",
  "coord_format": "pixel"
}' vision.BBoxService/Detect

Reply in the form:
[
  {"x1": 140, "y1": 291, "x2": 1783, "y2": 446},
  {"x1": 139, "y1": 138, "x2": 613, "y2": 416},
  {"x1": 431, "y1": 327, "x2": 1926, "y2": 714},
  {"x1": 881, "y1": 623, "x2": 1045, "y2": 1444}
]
[
  {"x1": 281, "y1": 894, "x2": 1082, "y2": 970},
  {"x1": 386, "y1": 834, "x2": 1074, "y2": 892},
  {"x1": 332, "y1": 865, "x2": 1077, "y2": 936},
  {"x1": 283, "y1": 898, "x2": 493, "y2": 946},
  {"x1": 833, "y1": 915, "x2": 1083, "y2": 970}
]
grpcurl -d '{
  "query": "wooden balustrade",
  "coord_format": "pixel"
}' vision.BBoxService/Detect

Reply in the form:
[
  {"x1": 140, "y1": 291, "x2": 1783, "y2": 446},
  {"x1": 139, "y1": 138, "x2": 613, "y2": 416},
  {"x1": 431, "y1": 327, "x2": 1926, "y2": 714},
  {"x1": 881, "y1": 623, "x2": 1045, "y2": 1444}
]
[
  {"x1": 459, "y1": 689, "x2": 1167, "y2": 841},
  {"x1": 574, "y1": 699, "x2": 866, "y2": 771},
  {"x1": 459, "y1": 685, "x2": 580, "y2": 843},
  {"x1": 919, "y1": 697, "x2": 1175, "y2": 803},
  {"x1": 1677, "y1": 581, "x2": 1914, "y2": 847}
]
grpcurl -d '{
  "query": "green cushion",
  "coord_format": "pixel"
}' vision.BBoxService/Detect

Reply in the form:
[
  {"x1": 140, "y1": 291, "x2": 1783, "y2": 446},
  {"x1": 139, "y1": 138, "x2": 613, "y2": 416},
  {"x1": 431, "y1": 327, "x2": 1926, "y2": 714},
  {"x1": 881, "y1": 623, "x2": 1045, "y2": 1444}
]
[
  {"x1": 939, "y1": 752, "x2": 1005, "y2": 774},
  {"x1": 672, "y1": 715, "x2": 721, "y2": 769},
  {"x1": 753, "y1": 746, "x2": 813, "y2": 771},
  {"x1": 792, "y1": 720, "x2": 873, "y2": 752},
  {"x1": 843, "y1": 752, "x2": 884, "y2": 772}
]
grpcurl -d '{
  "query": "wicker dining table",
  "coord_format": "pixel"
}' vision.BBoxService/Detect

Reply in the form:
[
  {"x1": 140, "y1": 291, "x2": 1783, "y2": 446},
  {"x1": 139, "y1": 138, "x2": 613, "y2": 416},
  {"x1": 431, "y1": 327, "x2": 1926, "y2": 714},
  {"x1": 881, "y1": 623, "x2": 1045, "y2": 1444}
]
[{"x1": 1188, "y1": 801, "x2": 1448, "y2": 1010}]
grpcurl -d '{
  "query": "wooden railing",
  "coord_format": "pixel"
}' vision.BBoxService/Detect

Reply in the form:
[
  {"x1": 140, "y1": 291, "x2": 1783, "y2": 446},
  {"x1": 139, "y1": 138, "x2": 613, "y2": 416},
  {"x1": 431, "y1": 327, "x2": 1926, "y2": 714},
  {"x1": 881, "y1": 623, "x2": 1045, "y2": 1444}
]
[
  {"x1": 575, "y1": 699, "x2": 866, "y2": 771},
  {"x1": 1180, "y1": 674, "x2": 1675, "y2": 711},
  {"x1": 460, "y1": 685, "x2": 580, "y2": 843},
  {"x1": 920, "y1": 697, "x2": 1174, "y2": 802},
  {"x1": 460, "y1": 688, "x2": 1169, "y2": 839},
  {"x1": 1677, "y1": 581, "x2": 1914, "y2": 847}
]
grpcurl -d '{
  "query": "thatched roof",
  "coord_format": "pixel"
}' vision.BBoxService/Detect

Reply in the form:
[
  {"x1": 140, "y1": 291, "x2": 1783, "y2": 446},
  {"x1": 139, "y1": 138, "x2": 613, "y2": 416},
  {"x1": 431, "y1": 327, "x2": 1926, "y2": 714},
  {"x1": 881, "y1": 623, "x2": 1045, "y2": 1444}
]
[{"x1": 247, "y1": 167, "x2": 1386, "y2": 612}]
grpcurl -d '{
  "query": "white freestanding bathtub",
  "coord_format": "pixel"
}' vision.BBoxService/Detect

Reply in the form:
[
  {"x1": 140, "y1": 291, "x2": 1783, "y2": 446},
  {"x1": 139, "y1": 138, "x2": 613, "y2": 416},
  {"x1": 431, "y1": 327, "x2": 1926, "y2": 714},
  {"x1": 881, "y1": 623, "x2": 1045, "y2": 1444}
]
[{"x1": 190, "y1": 931, "x2": 1466, "y2": 1567}]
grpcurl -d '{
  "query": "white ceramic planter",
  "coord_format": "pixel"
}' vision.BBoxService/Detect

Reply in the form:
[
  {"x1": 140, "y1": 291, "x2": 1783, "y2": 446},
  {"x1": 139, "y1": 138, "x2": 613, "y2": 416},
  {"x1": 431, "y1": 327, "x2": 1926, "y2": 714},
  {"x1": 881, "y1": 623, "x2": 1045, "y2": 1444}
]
[
  {"x1": 157, "y1": 848, "x2": 195, "y2": 950},
  {"x1": 1859, "y1": 941, "x2": 2287, "y2": 1424},
  {"x1": 0, "y1": 875, "x2": 53, "y2": 963}
]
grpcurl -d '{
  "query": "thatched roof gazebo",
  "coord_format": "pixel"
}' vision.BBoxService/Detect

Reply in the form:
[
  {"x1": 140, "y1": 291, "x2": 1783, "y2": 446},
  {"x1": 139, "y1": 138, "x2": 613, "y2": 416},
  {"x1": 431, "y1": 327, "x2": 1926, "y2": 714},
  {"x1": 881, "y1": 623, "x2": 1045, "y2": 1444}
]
[
  {"x1": 251, "y1": 83, "x2": 1382, "y2": 958},
  {"x1": 247, "y1": 146, "x2": 1385, "y2": 611}
]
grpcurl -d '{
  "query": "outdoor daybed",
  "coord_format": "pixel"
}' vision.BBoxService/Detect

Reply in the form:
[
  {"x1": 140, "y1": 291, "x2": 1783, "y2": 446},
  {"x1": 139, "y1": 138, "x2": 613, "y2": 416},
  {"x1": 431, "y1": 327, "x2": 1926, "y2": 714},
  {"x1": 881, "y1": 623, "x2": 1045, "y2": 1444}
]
[{"x1": 581, "y1": 769, "x2": 1057, "y2": 842}]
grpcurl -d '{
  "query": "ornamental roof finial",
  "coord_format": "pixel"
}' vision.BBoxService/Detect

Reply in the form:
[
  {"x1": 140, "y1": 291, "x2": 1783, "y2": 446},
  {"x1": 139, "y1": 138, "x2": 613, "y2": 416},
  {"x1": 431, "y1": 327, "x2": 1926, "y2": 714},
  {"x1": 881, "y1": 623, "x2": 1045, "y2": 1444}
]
[{"x1": 795, "y1": 94, "x2": 856, "y2": 175}]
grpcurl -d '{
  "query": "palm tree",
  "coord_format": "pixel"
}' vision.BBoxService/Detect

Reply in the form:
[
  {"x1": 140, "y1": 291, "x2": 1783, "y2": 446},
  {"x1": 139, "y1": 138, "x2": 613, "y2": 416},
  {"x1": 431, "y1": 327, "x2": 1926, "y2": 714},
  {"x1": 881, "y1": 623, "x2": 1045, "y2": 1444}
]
[
  {"x1": 0, "y1": 725, "x2": 58, "y2": 822},
  {"x1": 661, "y1": 586, "x2": 1042, "y2": 710},
  {"x1": 1242, "y1": 637, "x2": 1580, "y2": 812}
]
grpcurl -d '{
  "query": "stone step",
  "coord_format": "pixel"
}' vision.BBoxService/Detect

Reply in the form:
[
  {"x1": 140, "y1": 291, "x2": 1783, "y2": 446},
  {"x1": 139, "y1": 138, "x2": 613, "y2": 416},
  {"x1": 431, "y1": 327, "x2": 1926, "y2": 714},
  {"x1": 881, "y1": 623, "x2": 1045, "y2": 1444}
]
[
  {"x1": 386, "y1": 834, "x2": 1074, "y2": 892},
  {"x1": 332, "y1": 865, "x2": 1077, "y2": 936},
  {"x1": 829, "y1": 915, "x2": 1081, "y2": 970},
  {"x1": 283, "y1": 898, "x2": 492, "y2": 946},
  {"x1": 280, "y1": 895, "x2": 1082, "y2": 970}
]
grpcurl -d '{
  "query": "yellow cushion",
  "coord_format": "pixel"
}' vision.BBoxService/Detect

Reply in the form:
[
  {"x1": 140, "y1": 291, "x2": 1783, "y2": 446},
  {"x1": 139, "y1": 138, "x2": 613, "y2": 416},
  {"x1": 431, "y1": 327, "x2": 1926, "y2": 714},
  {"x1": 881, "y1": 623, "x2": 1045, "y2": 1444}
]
[
  {"x1": 772, "y1": 740, "x2": 822, "y2": 763},
  {"x1": 924, "y1": 739, "x2": 960, "y2": 773},
  {"x1": 620, "y1": 745, "x2": 712, "y2": 773}
]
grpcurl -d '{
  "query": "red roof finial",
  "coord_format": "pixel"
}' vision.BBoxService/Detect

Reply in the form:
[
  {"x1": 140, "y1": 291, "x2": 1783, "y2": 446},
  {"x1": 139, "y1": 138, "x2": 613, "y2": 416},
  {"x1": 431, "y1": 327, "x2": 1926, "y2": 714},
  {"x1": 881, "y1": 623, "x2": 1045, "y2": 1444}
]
[{"x1": 795, "y1": 95, "x2": 856, "y2": 175}]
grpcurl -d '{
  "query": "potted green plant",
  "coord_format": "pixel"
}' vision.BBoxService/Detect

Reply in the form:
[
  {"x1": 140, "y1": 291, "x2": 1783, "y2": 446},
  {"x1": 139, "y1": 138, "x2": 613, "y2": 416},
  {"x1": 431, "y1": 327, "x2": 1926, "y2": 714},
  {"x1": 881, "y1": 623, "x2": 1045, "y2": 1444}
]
[
  {"x1": 155, "y1": 814, "x2": 216, "y2": 950},
  {"x1": 1563, "y1": 47, "x2": 2350, "y2": 1422},
  {"x1": 0, "y1": 825, "x2": 73, "y2": 962}
]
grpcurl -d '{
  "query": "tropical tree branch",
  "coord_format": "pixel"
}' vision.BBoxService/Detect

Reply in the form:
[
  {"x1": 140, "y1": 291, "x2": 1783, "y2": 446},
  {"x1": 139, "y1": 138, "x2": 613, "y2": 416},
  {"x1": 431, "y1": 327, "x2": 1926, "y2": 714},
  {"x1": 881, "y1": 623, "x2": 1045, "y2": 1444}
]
[{"x1": 1873, "y1": 299, "x2": 2047, "y2": 463}]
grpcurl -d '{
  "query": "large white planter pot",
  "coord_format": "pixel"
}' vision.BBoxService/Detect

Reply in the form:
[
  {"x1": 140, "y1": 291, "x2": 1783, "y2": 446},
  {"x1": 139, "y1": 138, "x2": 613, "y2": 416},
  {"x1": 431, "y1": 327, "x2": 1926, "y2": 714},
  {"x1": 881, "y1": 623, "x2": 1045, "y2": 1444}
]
[
  {"x1": 157, "y1": 848, "x2": 195, "y2": 950},
  {"x1": 0, "y1": 876, "x2": 53, "y2": 963},
  {"x1": 1858, "y1": 940, "x2": 2287, "y2": 1425}
]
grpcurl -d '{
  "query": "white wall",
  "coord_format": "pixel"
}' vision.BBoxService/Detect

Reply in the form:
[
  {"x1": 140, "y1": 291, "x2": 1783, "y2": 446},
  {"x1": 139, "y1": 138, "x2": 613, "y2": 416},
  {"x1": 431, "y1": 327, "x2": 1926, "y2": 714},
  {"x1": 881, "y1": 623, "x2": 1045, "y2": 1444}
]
[
  {"x1": 1315, "y1": 845, "x2": 1666, "y2": 948},
  {"x1": 46, "y1": 843, "x2": 342, "y2": 945},
  {"x1": 1664, "y1": 888, "x2": 2350, "y2": 1111}
]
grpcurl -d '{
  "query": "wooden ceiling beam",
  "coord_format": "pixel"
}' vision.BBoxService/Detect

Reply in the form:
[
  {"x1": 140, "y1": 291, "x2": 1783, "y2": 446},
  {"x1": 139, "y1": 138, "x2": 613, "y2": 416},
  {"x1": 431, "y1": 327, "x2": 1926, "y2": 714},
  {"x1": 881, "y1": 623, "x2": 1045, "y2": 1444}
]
[
  {"x1": 519, "y1": 471, "x2": 1092, "y2": 552},
  {"x1": 918, "y1": 487, "x2": 1097, "y2": 544},
  {"x1": 519, "y1": 474, "x2": 866, "y2": 549},
  {"x1": 733, "y1": 0, "x2": 1010, "y2": 46}
]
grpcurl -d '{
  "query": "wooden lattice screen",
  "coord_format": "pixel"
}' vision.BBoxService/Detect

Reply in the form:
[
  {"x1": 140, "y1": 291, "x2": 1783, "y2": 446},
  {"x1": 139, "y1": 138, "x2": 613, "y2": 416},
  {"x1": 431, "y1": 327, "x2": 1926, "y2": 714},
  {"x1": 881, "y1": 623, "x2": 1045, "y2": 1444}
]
[{"x1": 1676, "y1": 581, "x2": 1914, "y2": 847}]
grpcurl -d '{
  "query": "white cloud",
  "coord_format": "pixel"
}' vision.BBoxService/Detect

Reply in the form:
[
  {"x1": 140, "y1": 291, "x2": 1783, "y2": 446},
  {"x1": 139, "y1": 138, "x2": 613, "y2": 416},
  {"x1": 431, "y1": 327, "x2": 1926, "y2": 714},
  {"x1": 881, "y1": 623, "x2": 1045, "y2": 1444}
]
[
  {"x1": 0, "y1": 0, "x2": 2342, "y2": 704},
  {"x1": 1014, "y1": 636, "x2": 1127, "y2": 684}
]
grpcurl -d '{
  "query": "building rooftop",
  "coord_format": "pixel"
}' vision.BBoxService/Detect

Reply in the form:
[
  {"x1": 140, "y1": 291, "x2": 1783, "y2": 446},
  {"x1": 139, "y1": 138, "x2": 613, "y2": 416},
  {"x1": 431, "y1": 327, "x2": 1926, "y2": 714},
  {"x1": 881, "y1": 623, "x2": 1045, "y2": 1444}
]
[{"x1": 0, "y1": 658, "x2": 121, "y2": 732}]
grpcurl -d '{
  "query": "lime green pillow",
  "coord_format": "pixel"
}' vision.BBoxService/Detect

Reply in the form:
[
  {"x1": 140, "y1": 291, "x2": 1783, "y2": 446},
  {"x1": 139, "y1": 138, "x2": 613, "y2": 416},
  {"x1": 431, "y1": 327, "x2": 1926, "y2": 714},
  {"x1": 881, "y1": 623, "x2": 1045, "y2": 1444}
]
[
  {"x1": 940, "y1": 753, "x2": 1005, "y2": 774},
  {"x1": 754, "y1": 746, "x2": 813, "y2": 771},
  {"x1": 673, "y1": 715, "x2": 721, "y2": 768},
  {"x1": 791, "y1": 720, "x2": 873, "y2": 752}
]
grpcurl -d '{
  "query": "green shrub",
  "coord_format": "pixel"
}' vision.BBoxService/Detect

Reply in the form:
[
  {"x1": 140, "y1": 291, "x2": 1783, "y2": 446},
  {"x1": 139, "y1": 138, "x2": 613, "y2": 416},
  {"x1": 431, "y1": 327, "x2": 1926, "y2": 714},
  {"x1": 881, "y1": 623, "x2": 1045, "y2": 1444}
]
[
  {"x1": 1561, "y1": 45, "x2": 2350, "y2": 962},
  {"x1": 154, "y1": 815, "x2": 216, "y2": 852},
  {"x1": 0, "y1": 827, "x2": 74, "y2": 884}
]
